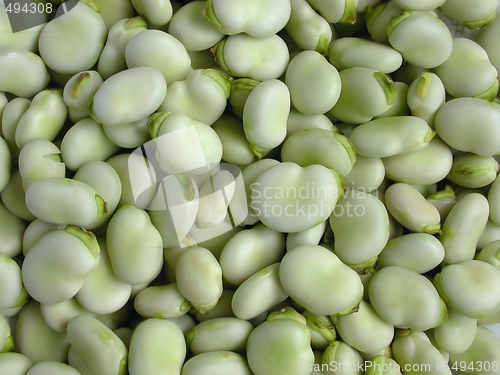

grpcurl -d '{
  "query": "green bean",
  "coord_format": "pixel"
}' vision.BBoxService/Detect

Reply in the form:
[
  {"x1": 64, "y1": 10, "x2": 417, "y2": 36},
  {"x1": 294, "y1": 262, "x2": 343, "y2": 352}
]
[
  {"x1": 0, "y1": 8, "x2": 44, "y2": 52},
  {"x1": 213, "y1": 34, "x2": 289, "y2": 81},
  {"x1": 134, "y1": 283, "x2": 191, "y2": 319},
  {"x1": 439, "y1": 0, "x2": 498, "y2": 29},
  {"x1": 329, "y1": 37, "x2": 403, "y2": 73},
  {"x1": 306, "y1": 0, "x2": 357, "y2": 24},
  {"x1": 369, "y1": 266, "x2": 447, "y2": 330},
  {"x1": 231, "y1": 263, "x2": 288, "y2": 320},
  {"x1": 349, "y1": 116, "x2": 435, "y2": 158},
  {"x1": 204, "y1": 0, "x2": 291, "y2": 37},
  {"x1": 128, "y1": 318, "x2": 185, "y2": 375},
  {"x1": 26, "y1": 361, "x2": 82, "y2": 375},
  {"x1": 175, "y1": 246, "x2": 223, "y2": 314},
  {"x1": 375, "y1": 82, "x2": 411, "y2": 118},
  {"x1": 243, "y1": 79, "x2": 290, "y2": 158},
  {"x1": 433, "y1": 309, "x2": 477, "y2": 354},
  {"x1": 91, "y1": 66, "x2": 167, "y2": 126},
  {"x1": 181, "y1": 351, "x2": 251, "y2": 375},
  {"x1": 228, "y1": 78, "x2": 260, "y2": 119},
  {"x1": 435, "y1": 98, "x2": 500, "y2": 157},
  {"x1": 279, "y1": 244, "x2": 363, "y2": 316},
  {"x1": 392, "y1": 0, "x2": 445, "y2": 10},
  {"x1": 97, "y1": 17, "x2": 147, "y2": 80},
  {"x1": 67, "y1": 314, "x2": 127, "y2": 375},
  {"x1": 377, "y1": 233, "x2": 445, "y2": 274},
  {"x1": 281, "y1": 129, "x2": 356, "y2": 176},
  {"x1": 212, "y1": 115, "x2": 255, "y2": 166},
  {"x1": 0, "y1": 312, "x2": 12, "y2": 353},
  {"x1": 168, "y1": 1, "x2": 224, "y2": 52},
  {"x1": 0, "y1": 47, "x2": 50, "y2": 98},
  {"x1": 247, "y1": 309, "x2": 314, "y2": 375},
  {"x1": 22, "y1": 226, "x2": 99, "y2": 304},
  {"x1": 426, "y1": 185, "x2": 456, "y2": 221},
  {"x1": 0, "y1": 253, "x2": 24, "y2": 311},
  {"x1": 329, "y1": 67, "x2": 396, "y2": 124},
  {"x1": 447, "y1": 153, "x2": 499, "y2": 188},
  {"x1": 18, "y1": 140, "x2": 65, "y2": 192},
  {"x1": 335, "y1": 300, "x2": 394, "y2": 354},
  {"x1": 0, "y1": 352, "x2": 33, "y2": 375},
  {"x1": 61, "y1": 118, "x2": 119, "y2": 171},
  {"x1": 106, "y1": 153, "x2": 157, "y2": 209},
  {"x1": 15, "y1": 302, "x2": 69, "y2": 364},
  {"x1": 477, "y1": 15, "x2": 500, "y2": 77},
  {"x1": 98, "y1": 0, "x2": 135, "y2": 30},
  {"x1": 159, "y1": 68, "x2": 230, "y2": 126},
  {"x1": 149, "y1": 111, "x2": 223, "y2": 175},
  {"x1": 250, "y1": 162, "x2": 342, "y2": 233},
  {"x1": 15, "y1": 89, "x2": 68, "y2": 149},
  {"x1": 406, "y1": 72, "x2": 445, "y2": 129},
  {"x1": 302, "y1": 311, "x2": 336, "y2": 351},
  {"x1": 219, "y1": 223, "x2": 285, "y2": 286},
  {"x1": 386, "y1": 10, "x2": 453, "y2": 69},
  {"x1": 285, "y1": 50, "x2": 341, "y2": 115},
  {"x1": 365, "y1": 1, "x2": 404, "y2": 44},
  {"x1": 125, "y1": 29, "x2": 192, "y2": 85},
  {"x1": 25, "y1": 178, "x2": 107, "y2": 227},
  {"x1": 322, "y1": 340, "x2": 364, "y2": 375},
  {"x1": 102, "y1": 117, "x2": 150, "y2": 149},
  {"x1": 434, "y1": 260, "x2": 500, "y2": 319},
  {"x1": 76, "y1": 241, "x2": 131, "y2": 315},
  {"x1": 286, "y1": 221, "x2": 326, "y2": 251},
  {"x1": 73, "y1": 161, "x2": 122, "y2": 230},
  {"x1": 329, "y1": 189, "x2": 390, "y2": 267},
  {"x1": 0, "y1": 137, "x2": 10, "y2": 194},
  {"x1": 392, "y1": 330, "x2": 452, "y2": 375},
  {"x1": 438, "y1": 193, "x2": 489, "y2": 265},
  {"x1": 106, "y1": 205, "x2": 163, "y2": 285},
  {"x1": 285, "y1": 0, "x2": 333, "y2": 54},
  {"x1": 38, "y1": 0, "x2": 107, "y2": 75},
  {"x1": 384, "y1": 182, "x2": 441, "y2": 234},
  {"x1": 433, "y1": 38, "x2": 499, "y2": 100},
  {"x1": 449, "y1": 326, "x2": 500, "y2": 375},
  {"x1": 186, "y1": 317, "x2": 253, "y2": 354},
  {"x1": 40, "y1": 298, "x2": 89, "y2": 334}
]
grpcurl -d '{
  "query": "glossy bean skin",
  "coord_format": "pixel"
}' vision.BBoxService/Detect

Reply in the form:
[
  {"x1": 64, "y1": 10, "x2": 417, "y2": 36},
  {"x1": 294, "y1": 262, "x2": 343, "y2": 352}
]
[
  {"x1": 21, "y1": 226, "x2": 100, "y2": 305},
  {"x1": 0, "y1": 47, "x2": 50, "y2": 98},
  {"x1": 92, "y1": 67, "x2": 167, "y2": 126},
  {"x1": 246, "y1": 317, "x2": 314, "y2": 375},
  {"x1": 25, "y1": 178, "x2": 107, "y2": 227},
  {"x1": 369, "y1": 266, "x2": 447, "y2": 331},
  {"x1": 38, "y1": 0, "x2": 107, "y2": 75},
  {"x1": 279, "y1": 245, "x2": 364, "y2": 316},
  {"x1": 204, "y1": 0, "x2": 291, "y2": 37},
  {"x1": 434, "y1": 260, "x2": 500, "y2": 319},
  {"x1": 106, "y1": 205, "x2": 163, "y2": 285},
  {"x1": 329, "y1": 189, "x2": 390, "y2": 266},
  {"x1": 128, "y1": 318, "x2": 186, "y2": 375},
  {"x1": 438, "y1": 193, "x2": 489, "y2": 265},
  {"x1": 434, "y1": 98, "x2": 500, "y2": 156}
]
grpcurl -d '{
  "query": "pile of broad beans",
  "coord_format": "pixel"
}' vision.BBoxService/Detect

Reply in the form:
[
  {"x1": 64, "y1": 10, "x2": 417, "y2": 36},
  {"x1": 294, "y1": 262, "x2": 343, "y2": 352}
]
[{"x1": 2, "y1": 0, "x2": 500, "y2": 374}]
